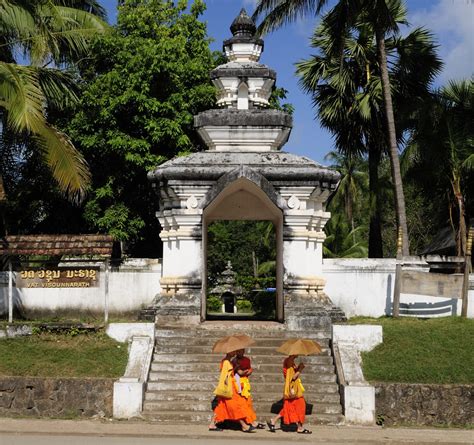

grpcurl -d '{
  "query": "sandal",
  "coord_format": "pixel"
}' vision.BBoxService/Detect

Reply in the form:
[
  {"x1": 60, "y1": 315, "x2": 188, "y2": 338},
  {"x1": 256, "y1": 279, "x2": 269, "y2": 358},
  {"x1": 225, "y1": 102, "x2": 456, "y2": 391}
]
[
  {"x1": 242, "y1": 425, "x2": 256, "y2": 433},
  {"x1": 256, "y1": 423, "x2": 266, "y2": 429},
  {"x1": 297, "y1": 428, "x2": 312, "y2": 434},
  {"x1": 267, "y1": 421, "x2": 276, "y2": 432}
]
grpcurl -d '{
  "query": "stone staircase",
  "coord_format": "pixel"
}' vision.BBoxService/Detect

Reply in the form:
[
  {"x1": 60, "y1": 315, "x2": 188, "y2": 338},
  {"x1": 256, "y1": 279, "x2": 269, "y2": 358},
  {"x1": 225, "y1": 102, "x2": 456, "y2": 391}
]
[{"x1": 142, "y1": 322, "x2": 344, "y2": 425}]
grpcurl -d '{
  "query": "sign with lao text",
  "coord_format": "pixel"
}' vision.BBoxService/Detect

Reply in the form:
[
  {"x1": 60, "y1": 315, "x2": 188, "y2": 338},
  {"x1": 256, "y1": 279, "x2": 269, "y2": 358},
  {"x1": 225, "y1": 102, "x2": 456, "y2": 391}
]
[{"x1": 16, "y1": 268, "x2": 100, "y2": 288}]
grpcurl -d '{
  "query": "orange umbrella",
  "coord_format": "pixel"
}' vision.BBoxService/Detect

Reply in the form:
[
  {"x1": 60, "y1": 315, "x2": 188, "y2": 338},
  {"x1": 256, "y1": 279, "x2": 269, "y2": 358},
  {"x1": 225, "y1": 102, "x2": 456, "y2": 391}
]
[
  {"x1": 212, "y1": 334, "x2": 255, "y2": 353},
  {"x1": 276, "y1": 338, "x2": 322, "y2": 356}
]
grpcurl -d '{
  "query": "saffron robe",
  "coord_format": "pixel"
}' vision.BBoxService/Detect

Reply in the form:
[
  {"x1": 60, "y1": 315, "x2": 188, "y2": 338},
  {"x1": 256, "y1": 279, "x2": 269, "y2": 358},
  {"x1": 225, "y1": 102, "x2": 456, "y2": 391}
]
[
  {"x1": 235, "y1": 356, "x2": 257, "y2": 424},
  {"x1": 279, "y1": 358, "x2": 306, "y2": 424},
  {"x1": 213, "y1": 359, "x2": 249, "y2": 424}
]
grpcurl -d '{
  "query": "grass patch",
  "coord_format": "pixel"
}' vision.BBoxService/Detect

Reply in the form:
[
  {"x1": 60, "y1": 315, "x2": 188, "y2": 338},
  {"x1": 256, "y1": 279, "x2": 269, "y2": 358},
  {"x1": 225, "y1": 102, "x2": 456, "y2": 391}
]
[
  {"x1": 346, "y1": 316, "x2": 474, "y2": 384},
  {"x1": 0, "y1": 332, "x2": 128, "y2": 378}
]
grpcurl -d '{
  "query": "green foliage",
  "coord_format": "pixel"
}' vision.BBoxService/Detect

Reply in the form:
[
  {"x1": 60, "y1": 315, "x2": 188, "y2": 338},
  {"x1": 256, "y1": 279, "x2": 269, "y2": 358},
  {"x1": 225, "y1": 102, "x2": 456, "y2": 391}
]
[
  {"x1": 207, "y1": 220, "x2": 276, "y2": 287},
  {"x1": 348, "y1": 317, "x2": 474, "y2": 384},
  {"x1": 62, "y1": 0, "x2": 219, "y2": 252},
  {"x1": 206, "y1": 295, "x2": 222, "y2": 313},
  {"x1": 248, "y1": 290, "x2": 276, "y2": 320},
  {"x1": 404, "y1": 79, "x2": 474, "y2": 255},
  {"x1": 324, "y1": 212, "x2": 368, "y2": 258},
  {"x1": 236, "y1": 299, "x2": 253, "y2": 313},
  {"x1": 0, "y1": 0, "x2": 107, "y2": 202}
]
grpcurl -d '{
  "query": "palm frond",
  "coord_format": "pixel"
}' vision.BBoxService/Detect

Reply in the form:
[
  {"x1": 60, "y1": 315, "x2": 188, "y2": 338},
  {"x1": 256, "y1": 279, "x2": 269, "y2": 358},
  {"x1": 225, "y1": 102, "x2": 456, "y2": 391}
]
[{"x1": 253, "y1": 0, "x2": 325, "y2": 36}]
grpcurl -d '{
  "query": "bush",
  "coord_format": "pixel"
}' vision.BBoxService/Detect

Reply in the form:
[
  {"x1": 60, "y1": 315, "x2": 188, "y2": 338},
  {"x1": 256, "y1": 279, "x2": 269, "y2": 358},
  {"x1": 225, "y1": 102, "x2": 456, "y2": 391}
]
[
  {"x1": 207, "y1": 296, "x2": 222, "y2": 313},
  {"x1": 251, "y1": 290, "x2": 276, "y2": 320},
  {"x1": 236, "y1": 299, "x2": 253, "y2": 313}
]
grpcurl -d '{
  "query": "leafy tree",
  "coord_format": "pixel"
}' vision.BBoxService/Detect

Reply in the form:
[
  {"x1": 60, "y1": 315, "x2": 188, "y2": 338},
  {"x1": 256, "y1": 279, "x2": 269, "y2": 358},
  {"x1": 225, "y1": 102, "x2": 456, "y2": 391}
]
[
  {"x1": 206, "y1": 220, "x2": 276, "y2": 288},
  {"x1": 405, "y1": 79, "x2": 474, "y2": 255},
  {"x1": 324, "y1": 151, "x2": 368, "y2": 241},
  {"x1": 323, "y1": 213, "x2": 368, "y2": 258},
  {"x1": 0, "y1": 0, "x2": 107, "y2": 207},
  {"x1": 296, "y1": 6, "x2": 441, "y2": 256},
  {"x1": 63, "y1": 0, "x2": 219, "y2": 254}
]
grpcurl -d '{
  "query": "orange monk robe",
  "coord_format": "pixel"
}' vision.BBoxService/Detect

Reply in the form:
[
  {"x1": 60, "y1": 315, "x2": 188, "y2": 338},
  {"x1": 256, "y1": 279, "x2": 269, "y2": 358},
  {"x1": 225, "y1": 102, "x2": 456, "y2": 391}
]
[
  {"x1": 279, "y1": 358, "x2": 306, "y2": 425},
  {"x1": 213, "y1": 359, "x2": 248, "y2": 424},
  {"x1": 236, "y1": 356, "x2": 257, "y2": 424}
]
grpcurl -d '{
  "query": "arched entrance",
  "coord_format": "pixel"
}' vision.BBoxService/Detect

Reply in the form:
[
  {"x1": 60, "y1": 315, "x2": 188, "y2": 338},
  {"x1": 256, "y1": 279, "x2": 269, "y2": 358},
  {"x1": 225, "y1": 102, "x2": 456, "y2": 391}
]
[{"x1": 202, "y1": 177, "x2": 284, "y2": 322}]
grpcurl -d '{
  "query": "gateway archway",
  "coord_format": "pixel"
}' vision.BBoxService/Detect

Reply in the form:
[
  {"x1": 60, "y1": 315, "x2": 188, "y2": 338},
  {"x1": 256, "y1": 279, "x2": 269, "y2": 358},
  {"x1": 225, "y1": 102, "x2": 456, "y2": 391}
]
[
  {"x1": 202, "y1": 178, "x2": 284, "y2": 321},
  {"x1": 148, "y1": 9, "x2": 340, "y2": 329}
]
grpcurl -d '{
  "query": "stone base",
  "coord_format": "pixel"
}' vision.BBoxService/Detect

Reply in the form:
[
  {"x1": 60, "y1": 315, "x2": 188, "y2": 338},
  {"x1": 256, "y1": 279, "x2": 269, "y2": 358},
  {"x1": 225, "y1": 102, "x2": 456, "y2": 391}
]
[
  {"x1": 153, "y1": 292, "x2": 201, "y2": 327},
  {"x1": 285, "y1": 306, "x2": 333, "y2": 331},
  {"x1": 284, "y1": 286, "x2": 335, "y2": 332}
]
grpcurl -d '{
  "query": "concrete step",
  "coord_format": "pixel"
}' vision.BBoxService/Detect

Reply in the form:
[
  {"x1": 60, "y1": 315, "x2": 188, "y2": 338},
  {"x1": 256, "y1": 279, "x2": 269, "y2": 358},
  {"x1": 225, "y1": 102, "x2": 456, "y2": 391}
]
[
  {"x1": 148, "y1": 371, "x2": 337, "y2": 384},
  {"x1": 146, "y1": 381, "x2": 339, "y2": 393},
  {"x1": 144, "y1": 390, "x2": 342, "y2": 404},
  {"x1": 155, "y1": 337, "x2": 330, "y2": 348},
  {"x1": 153, "y1": 353, "x2": 334, "y2": 364},
  {"x1": 142, "y1": 400, "x2": 342, "y2": 414},
  {"x1": 154, "y1": 345, "x2": 331, "y2": 355},
  {"x1": 142, "y1": 410, "x2": 345, "y2": 425},
  {"x1": 155, "y1": 327, "x2": 330, "y2": 339},
  {"x1": 150, "y1": 362, "x2": 335, "y2": 373}
]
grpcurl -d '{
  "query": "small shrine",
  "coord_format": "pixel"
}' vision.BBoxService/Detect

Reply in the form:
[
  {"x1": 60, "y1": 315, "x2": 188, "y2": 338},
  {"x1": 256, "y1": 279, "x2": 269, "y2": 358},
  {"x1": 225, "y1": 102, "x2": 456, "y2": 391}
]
[
  {"x1": 148, "y1": 9, "x2": 340, "y2": 330},
  {"x1": 209, "y1": 261, "x2": 242, "y2": 313}
]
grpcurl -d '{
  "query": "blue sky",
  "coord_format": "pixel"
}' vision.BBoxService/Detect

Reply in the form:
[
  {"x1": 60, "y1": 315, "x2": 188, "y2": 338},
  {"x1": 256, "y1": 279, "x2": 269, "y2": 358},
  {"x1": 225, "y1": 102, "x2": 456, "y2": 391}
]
[{"x1": 101, "y1": 0, "x2": 473, "y2": 164}]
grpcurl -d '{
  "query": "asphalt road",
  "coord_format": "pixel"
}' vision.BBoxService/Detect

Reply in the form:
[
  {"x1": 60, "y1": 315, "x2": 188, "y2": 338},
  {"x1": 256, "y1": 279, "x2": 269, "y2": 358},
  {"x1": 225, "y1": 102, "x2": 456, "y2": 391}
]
[
  {"x1": 0, "y1": 419, "x2": 472, "y2": 445},
  {"x1": 1, "y1": 435, "x2": 300, "y2": 445}
]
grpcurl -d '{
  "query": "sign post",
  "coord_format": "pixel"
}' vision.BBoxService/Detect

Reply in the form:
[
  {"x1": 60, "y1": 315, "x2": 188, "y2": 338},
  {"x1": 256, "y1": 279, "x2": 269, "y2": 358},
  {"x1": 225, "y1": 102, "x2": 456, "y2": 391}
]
[
  {"x1": 104, "y1": 260, "x2": 110, "y2": 325},
  {"x1": 8, "y1": 260, "x2": 12, "y2": 323}
]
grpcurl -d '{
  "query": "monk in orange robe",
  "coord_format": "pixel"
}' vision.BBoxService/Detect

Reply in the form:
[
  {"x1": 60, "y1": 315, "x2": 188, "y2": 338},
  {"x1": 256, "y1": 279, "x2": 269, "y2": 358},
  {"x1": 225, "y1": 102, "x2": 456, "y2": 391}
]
[
  {"x1": 209, "y1": 350, "x2": 256, "y2": 433},
  {"x1": 232, "y1": 349, "x2": 266, "y2": 429},
  {"x1": 267, "y1": 355, "x2": 312, "y2": 434}
]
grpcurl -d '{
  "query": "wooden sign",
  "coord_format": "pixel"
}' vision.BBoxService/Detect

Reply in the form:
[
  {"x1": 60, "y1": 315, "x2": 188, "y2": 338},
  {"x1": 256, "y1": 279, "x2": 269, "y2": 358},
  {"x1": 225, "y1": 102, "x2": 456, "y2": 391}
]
[
  {"x1": 400, "y1": 270, "x2": 463, "y2": 299},
  {"x1": 16, "y1": 268, "x2": 100, "y2": 288}
]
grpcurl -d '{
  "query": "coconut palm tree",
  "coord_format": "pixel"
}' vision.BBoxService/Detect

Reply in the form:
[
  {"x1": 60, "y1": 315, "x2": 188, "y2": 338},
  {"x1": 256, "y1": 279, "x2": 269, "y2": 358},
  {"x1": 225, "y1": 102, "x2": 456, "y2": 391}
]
[
  {"x1": 0, "y1": 0, "x2": 107, "y2": 206},
  {"x1": 253, "y1": 0, "x2": 422, "y2": 255},
  {"x1": 324, "y1": 151, "x2": 368, "y2": 241},
  {"x1": 295, "y1": 7, "x2": 441, "y2": 256}
]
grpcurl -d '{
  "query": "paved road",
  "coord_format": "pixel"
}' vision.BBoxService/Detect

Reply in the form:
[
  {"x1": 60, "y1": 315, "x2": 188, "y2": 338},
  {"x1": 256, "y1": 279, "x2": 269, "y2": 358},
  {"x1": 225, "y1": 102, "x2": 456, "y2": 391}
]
[{"x1": 0, "y1": 419, "x2": 472, "y2": 445}]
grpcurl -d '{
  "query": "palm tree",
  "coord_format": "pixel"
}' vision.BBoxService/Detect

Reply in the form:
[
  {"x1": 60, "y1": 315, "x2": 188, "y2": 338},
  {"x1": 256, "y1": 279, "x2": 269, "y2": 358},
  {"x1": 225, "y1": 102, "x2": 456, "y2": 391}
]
[
  {"x1": 0, "y1": 0, "x2": 107, "y2": 206},
  {"x1": 323, "y1": 213, "x2": 368, "y2": 258},
  {"x1": 253, "y1": 0, "x2": 422, "y2": 255},
  {"x1": 406, "y1": 79, "x2": 474, "y2": 256},
  {"x1": 324, "y1": 151, "x2": 368, "y2": 241},
  {"x1": 296, "y1": 7, "x2": 441, "y2": 256}
]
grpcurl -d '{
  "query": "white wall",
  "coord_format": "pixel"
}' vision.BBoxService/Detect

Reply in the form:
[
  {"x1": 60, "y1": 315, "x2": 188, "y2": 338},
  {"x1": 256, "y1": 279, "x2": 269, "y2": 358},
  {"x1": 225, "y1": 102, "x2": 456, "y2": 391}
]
[
  {"x1": 323, "y1": 259, "x2": 474, "y2": 318},
  {"x1": 2, "y1": 257, "x2": 472, "y2": 319},
  {"x1": 0, "y1": 259, "x2": 161, "y2": 317}
]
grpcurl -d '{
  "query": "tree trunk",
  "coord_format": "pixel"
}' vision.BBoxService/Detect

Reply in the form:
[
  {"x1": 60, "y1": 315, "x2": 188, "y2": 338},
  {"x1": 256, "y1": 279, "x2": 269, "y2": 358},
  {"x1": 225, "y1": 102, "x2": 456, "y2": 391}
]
[
  {"x1": 376, "y1": 28, "x2": 409, "y2": 256},
  {"x1": 368, "y1": 146, "x2": 383, "y2": 257},
  {"x1": 452, "y1": 176, "x2": 467, "y2": 257},
  {"x1": 0, "y1": 175, "x2": 6, "y2": 237}
]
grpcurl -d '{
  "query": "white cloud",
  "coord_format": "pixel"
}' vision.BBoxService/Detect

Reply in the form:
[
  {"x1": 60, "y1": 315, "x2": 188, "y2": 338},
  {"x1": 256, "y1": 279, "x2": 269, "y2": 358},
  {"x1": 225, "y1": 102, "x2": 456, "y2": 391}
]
[{"x1": 410, "y1": 0, "x2": 474, "y2": 84}]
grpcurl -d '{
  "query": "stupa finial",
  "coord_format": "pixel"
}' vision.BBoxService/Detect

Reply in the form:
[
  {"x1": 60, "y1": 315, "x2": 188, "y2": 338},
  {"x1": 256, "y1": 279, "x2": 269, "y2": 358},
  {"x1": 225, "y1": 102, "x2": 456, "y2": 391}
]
[{"x1": 230, "y1": 8, "x2": 257, "y2": 37}]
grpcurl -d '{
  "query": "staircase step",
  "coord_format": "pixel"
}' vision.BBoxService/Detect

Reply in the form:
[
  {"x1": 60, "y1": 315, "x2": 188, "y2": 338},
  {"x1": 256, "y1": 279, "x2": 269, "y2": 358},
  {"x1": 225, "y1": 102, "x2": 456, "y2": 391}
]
[
  {"x1": 145, "y1": 325, "x2": 344, "y2": 425},
  {"x1": 142, "y1": 410, "x2": 345, "y2": 425},
  {"x1": 150, "y1": 362, "x2": 334, "y2": 373},
  {"x1": 144, "y1": 390, "x2": 341, "y2": 404},
  {"x1": 154, "y1": 345, "x2": 331, "y2": 355},
  {"x1": 152, "y1": 353, "x2": 333, "y2": 365},
  {"x1": 143, "y1": 400, "x2": 342, "y2": 414},
  {"x1": 148, "y1": 371, "x2": 336, "y2": 384},
  {"x1": 146, "y1": 381, "x2": 339, "y2": 392},
  {"x1": 154, "y1": 327, "x2": 330, "y2": 338},
  {"x1": 155, "y1": 337, "x2": 330, "y2": 348}
]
